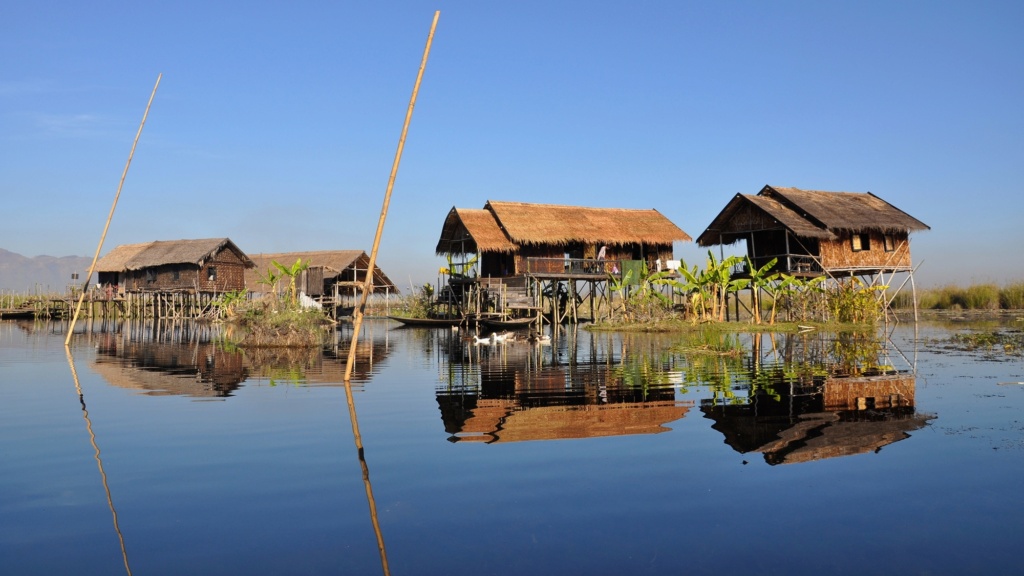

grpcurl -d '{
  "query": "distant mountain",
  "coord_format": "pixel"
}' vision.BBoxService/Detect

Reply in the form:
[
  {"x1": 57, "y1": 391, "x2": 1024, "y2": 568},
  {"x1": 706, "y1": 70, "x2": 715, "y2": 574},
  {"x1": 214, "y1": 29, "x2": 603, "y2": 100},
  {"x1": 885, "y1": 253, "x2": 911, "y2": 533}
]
[{"x1": 0, "y1": 248, "x2": 94, "y2": 294}]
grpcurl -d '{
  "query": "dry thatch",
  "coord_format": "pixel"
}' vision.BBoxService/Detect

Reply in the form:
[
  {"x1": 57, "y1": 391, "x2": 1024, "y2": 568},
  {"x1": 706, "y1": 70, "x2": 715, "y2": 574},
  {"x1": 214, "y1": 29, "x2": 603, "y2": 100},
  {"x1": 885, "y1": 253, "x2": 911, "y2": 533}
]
[
  {"x1": 96, "y1": 238, "x2": 254, "y2": 271},
  {"x1": 436, "y1": 200, "x2": 691, "y2": 255},
  {"x1": 697, "y1": 185, "x2": 930, "y2": 247},
  {"x1": 435, "y1": 208, "x2": 517, "y2": 255},
  {"x1": 245, "y1": 250, "x2": 398, "y2": 294}
]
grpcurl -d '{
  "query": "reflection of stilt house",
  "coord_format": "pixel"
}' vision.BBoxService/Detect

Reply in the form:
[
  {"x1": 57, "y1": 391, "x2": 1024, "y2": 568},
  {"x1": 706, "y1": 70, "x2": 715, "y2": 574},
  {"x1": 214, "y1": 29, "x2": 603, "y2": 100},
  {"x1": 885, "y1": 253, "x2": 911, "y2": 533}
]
[
  {"x1": 245, "y1": 251, "x2": 399, "y2": 318},
  {"x1": 435, "y1": 200, "x2": 691, "y2": 323},
  {"x1": 701, "y1": 372, "x2": 930, "y2": 465},
  {"x1": 437, "y1": 349, "x2": 691, "y2": 443},
  {"x1": 696, "y1": 185, "x2": 930, "y2": 318},
  {"x1": 95, "y1": 238, "x2": 255, "y2": 318},
  {"x1": 92, "y1": 340, "x2": 248, "y2": 397}
]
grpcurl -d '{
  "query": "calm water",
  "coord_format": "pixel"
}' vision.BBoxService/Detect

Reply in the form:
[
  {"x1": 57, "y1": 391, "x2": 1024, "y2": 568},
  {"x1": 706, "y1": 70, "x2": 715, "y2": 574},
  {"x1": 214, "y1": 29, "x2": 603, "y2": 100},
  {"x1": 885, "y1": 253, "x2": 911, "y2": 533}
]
[{"x1": 2, "y1": 317, "x2": 1023, "y2": 575}]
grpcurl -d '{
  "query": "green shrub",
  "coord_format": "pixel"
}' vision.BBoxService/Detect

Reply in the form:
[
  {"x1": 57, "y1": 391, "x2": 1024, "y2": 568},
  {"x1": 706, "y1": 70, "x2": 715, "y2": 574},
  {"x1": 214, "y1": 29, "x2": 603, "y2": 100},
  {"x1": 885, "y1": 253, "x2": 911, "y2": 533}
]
[
  {"x1": 963, "y1": 284, "x2": 1000, "y2": 310},
  {"x1": 999, "y1": 282, "x2": 1024, "y2": 310}
]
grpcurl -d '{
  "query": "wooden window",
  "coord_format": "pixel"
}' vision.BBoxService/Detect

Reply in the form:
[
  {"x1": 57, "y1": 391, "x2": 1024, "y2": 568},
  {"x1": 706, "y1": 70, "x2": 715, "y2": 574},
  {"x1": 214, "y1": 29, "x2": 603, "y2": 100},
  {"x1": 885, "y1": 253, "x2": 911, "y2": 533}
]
[
  {"x1": 145, "y1": 269, "x2": 155, "y2": 283},
  {"x1": 172, "y1": 269, "x2": 180, "y2": 281},
  {"x1": 883, "y1": 235, "x2": 896, "y2": 252},
  {"x1": 851, "y1": 233, "x2": 870, "y2": 252},
  {"x1": 207, "y1": 267, "x2": 217, "y2": 281}
]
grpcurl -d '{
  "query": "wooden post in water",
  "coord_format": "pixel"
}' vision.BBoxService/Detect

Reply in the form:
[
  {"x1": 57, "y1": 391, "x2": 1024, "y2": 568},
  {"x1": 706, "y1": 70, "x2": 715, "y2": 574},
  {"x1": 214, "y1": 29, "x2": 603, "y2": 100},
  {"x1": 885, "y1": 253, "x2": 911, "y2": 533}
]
[
  {"x1": 341, "y1": 13, "x2": 439, "y2": 576},
  {"x1": 344, "y1": 13, "x2": 439, "y2": 382},
  {"x1": 65, "y1": 74, "x2": 162, "y2": 346}
]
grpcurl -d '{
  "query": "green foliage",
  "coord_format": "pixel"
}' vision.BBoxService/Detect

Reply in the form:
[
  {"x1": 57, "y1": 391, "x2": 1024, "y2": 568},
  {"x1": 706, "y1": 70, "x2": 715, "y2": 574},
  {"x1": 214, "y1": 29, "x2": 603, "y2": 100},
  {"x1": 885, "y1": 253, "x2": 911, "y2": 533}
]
[
  {"x1": 236, "y1": 293, "x2": 330, "y2": 347},
  {"x1": 609, "y1": 260, "x2": 682, "y2": 322},
  {"x1": 210, "y1": 289, "x2": 249, "y2": 320},
  {"x1": 1000, "y1": 282, "x2": 1024, "y2": 310},
  {"x1": 826, "y1": 278, "x2": 887, "y2": 323},
  {"x1": 894, "y1": 281, "x2": 1024, "y2": 311},
  {"x1": 963, "y1": 284, "x2": 1000, "y2": 310},
  {"x1": 272, "y1": 258, "x2": 310, "y2": 305}
]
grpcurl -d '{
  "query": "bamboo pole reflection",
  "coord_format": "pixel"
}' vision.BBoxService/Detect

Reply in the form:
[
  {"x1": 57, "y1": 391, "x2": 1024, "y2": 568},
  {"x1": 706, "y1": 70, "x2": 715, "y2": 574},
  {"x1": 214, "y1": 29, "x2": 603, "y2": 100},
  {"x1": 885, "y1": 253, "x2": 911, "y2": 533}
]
[
  {"x1": 342, "y1": 376, "x2": 390, "y2": 576},
  {"x1": 65, "y1": 346, "x2": 133, "y2": 576}
]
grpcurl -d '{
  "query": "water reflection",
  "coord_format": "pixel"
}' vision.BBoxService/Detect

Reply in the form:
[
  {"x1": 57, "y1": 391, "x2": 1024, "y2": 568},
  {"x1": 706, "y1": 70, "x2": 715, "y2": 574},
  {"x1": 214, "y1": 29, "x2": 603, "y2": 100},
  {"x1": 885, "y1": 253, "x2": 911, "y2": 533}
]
[
  {"x1": 687, "y1": 331, "x2": 932, "y2": 464},
  {"x1": 435, "y1": 327, "x2": 934, "y2": 459},
  {"x1": 76, "y1": 319, "x2": 392, "y2": 397},
  {"x1": 436, "y1": 328, "x2": 693, "y2": 443}
]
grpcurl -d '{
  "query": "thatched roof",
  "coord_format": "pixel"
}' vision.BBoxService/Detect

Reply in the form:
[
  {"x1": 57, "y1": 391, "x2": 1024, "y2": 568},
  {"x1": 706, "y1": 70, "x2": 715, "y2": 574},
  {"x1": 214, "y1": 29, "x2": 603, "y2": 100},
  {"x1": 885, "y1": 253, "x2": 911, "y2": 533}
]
[
  {"x1": 434, "y1": 208, "x2": 517, "y2": 254},
  {"x1": 697, "y1": 185, "x2": 930, "y2": 246},
  {"x1": 96, "y1": 238, "x2": 254, "y2": 271},
  {"x1": 246, "y1": 250, "x2": 398, "y2": 293},
  {"x1": 436, "y1": 200, "x2": 691, "y2": 255}
]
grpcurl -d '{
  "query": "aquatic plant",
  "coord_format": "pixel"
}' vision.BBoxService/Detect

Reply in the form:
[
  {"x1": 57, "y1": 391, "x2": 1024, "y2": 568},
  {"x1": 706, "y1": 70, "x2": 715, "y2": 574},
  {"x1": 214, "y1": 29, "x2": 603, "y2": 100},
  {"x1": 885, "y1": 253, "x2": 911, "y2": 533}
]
[{"x1": 271, "y1": 258, "x2": 310, "y2": 305}]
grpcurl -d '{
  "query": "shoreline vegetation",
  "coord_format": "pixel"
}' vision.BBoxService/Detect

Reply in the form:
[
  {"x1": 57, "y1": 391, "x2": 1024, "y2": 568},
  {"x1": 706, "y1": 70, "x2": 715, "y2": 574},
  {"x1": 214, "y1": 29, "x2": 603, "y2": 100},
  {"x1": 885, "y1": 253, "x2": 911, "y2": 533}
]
[{"x1": 6, "y1": 279, "x2": 1024, "y2": 347}]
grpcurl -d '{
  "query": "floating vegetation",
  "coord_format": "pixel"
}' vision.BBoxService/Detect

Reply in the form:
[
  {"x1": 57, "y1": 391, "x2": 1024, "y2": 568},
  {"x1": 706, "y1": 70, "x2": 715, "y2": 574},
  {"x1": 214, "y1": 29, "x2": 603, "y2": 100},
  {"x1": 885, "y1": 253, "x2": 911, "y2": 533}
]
[{"x1": 944, "y1": 330, "x2": 1024, "y2": 356}]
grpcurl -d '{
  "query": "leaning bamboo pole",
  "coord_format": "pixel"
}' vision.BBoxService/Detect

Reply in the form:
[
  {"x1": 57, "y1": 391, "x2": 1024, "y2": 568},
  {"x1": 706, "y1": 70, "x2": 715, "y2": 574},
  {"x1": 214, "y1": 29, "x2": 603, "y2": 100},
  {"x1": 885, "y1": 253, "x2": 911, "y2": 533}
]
[
  {"x1": 65, "y1": 74, "x2": 162, "y2": 346},
  {"x1": 340, "y1": 12, "x2": 440, "y2": 576},
  {"x1": 344, "y1": 12, "x2": 439, "y2": 382}
]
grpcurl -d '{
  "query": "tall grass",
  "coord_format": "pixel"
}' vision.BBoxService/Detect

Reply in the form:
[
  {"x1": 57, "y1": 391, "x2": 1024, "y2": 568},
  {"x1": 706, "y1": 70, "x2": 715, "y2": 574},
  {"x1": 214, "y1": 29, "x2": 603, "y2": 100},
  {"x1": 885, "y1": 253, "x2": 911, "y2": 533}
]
[{"x1": 891, "y1": 281, "x2": 1024, "y2": 310}]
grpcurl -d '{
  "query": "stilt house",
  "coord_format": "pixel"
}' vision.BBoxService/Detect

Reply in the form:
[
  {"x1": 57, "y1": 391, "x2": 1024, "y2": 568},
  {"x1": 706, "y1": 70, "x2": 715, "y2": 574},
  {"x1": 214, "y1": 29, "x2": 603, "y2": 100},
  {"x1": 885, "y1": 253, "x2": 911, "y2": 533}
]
[
  {"x1": 696, "y1": 185, "x2": 930, "y2": 277},
  {"x1": 96, "y1": 238, "x2": 254, "y2": 296},
  {"x1": 245, "y1": 250, "x2": 399, "y2": 299},
  {"x1": 435, "y1": 200, "x2": 691, "y2": 278}
]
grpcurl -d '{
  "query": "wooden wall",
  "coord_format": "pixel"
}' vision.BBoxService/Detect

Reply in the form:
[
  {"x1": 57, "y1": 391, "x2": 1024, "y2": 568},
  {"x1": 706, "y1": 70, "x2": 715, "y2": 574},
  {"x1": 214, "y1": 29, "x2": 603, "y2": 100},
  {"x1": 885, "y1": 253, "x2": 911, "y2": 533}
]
[{"x1": 819, "y1": 231, "x2": 912, "y2": 270}]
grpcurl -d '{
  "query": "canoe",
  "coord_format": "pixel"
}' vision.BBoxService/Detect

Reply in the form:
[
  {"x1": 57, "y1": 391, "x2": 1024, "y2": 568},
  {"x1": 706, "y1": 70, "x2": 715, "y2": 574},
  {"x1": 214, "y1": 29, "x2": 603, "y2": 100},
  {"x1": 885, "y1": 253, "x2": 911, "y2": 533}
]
[
  {"x1": 477, "y1": 316, "x2": 537, "y2": 331},
  {"x1": 387, "y1": 315, "x2": 465, "y2": 328}
]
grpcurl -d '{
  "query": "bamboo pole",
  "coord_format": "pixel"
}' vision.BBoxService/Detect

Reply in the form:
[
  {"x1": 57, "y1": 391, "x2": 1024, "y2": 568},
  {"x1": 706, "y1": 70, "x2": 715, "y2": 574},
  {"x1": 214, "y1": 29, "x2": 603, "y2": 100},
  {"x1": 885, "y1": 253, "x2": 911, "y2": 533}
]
[
  {"x1": 344, "y1": 12, "x2": 439, "y2": 382},
  {"x1": 340, "y1": 12, "x2": 439, "y2": 576},
  {"x1": 65, "y1": 74, "x2": 162, "y2": 346}
]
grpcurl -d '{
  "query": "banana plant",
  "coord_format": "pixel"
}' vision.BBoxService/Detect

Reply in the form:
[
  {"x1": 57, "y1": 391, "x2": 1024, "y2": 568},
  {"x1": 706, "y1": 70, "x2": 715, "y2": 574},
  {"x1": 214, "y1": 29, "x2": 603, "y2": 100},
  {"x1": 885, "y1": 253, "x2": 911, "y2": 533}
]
[
  {"x1": 256, "y1": 267, "x2": 281, "y2": 293},
  {"x1": 272, "y1": 258, "x2": 309, "y2": 305},
  {"x1": 744, "y1": 256, "x2": 779, "y2": 324}
]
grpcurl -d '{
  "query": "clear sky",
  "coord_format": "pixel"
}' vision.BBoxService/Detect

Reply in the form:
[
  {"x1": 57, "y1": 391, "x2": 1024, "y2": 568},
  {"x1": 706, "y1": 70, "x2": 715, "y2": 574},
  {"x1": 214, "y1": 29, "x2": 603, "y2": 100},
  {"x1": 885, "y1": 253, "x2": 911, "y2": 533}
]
[{"x1": 2, "y1": 1, "x2": 1022, "y2": 290}]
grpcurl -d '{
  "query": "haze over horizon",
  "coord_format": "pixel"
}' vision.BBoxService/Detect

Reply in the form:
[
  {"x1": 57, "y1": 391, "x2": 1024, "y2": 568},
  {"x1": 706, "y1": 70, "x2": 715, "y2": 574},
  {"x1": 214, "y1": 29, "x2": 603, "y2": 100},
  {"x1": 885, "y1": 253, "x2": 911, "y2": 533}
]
[{"x1": 2, "y1": 2, "x2": 1022, "y2": 290}]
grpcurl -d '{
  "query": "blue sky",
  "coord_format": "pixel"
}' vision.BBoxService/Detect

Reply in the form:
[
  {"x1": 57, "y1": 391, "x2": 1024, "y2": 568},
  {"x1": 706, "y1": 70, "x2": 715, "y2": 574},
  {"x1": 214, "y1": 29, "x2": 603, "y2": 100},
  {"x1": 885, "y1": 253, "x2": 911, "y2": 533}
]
[{"x1": 2, "y1": 1, "x2": 1022, "y2": 289}]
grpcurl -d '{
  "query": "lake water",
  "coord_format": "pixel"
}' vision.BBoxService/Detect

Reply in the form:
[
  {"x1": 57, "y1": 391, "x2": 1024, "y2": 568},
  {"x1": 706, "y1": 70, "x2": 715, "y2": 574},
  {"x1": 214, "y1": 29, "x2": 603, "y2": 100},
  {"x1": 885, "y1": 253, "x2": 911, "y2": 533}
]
[{"x1": 2, "y1": 317, "x2": 1023, "y2": 575}]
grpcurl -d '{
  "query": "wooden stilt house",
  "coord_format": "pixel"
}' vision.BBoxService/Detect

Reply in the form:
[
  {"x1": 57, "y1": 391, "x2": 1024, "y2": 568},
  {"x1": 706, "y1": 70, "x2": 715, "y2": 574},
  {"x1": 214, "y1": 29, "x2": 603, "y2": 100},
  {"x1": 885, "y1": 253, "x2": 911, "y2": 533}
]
[
  {"x1": 434, "y1": 200, "x2": 691, "y2": 323},
  {"x1": 436, "y1": 200, "x2": 691, "y2": 278},
  {"x1": 696, "y1": 185, "x2": 930, "y2": 278},
  {"x1": 96, "y1": 238, "x2": 254, "y2": 296}
]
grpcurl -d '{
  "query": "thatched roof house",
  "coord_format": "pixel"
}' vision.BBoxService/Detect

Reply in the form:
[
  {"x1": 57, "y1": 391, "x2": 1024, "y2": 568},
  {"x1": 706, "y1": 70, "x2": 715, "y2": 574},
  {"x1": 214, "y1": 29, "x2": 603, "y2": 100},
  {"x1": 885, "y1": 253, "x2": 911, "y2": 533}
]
[
  {"x1": 435, "y1": 200, "x2": 691, "y2": 277},
  {"x1": 701, "y1": 373, "x2": 931, "y2": 465},
  {"x1": 96, "y1": 238, "x2": 254, "y2": 294},
  {"x1": 697, "y1": 185, "x2": 930, "y2": 276},
  {"x1": 245, "y1": 250, "x2": 399, "y2": 297}
]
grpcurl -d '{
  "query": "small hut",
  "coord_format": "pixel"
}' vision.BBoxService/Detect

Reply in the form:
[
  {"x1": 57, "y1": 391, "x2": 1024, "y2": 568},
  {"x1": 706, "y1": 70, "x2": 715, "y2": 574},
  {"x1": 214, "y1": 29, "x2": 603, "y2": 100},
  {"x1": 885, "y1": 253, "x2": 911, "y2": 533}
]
[
  {"x1": 245, "y1": 250, "x2": 399, "y2": 315},
  {"x1": 96, "y1": 238, "x2": 254, "y2": 296},
  {"x1": 697, "y1": 185, "x2": 929, "y2": 277}
]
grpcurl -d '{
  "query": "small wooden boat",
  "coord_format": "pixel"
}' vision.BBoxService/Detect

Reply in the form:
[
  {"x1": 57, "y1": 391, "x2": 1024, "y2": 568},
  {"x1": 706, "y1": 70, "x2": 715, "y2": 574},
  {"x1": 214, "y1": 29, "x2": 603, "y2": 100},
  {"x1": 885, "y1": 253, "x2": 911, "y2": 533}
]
[
  {"x1": 0, "y1": 309, "x2": 36, "y2": 320},
  {"x1": 477, "y1": 316, "x2": 537, "y2": 331},
  {"x1": 387, "y1": 315, "x2": 466, "y2": 328}
]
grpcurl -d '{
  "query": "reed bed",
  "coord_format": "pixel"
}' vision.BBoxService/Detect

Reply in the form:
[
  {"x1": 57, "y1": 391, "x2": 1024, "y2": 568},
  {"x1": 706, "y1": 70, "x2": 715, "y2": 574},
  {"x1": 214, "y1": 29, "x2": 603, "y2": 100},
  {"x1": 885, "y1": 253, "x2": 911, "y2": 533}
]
[{"x1": 891, "y1": 281, "x2": 1024, "y2": 310}]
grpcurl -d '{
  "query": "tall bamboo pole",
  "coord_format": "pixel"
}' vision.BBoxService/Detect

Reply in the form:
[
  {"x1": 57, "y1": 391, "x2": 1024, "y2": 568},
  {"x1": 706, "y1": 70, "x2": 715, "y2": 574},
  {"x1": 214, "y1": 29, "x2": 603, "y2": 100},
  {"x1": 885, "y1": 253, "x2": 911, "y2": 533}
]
[
  {"x1": 344, "y1": 13, "x2": 438, "y2": 382},
  {"x1": 65, "y1": 74, "x2": 162, "y2": 346},
  {"x1": 341, "y1": 13, "x2": 439, "y2": 576}
]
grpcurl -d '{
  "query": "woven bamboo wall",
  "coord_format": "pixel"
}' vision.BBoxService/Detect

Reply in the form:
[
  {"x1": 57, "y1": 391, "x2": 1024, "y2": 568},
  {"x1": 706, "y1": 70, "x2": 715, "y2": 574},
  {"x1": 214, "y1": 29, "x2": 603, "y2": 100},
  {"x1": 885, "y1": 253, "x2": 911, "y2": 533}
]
[
  {"x1": 823, "y1": 375, "x2": 915, "y2": 410},
  {"x1": 819, "y1": 231, "x2": 912, "y2": 270}
]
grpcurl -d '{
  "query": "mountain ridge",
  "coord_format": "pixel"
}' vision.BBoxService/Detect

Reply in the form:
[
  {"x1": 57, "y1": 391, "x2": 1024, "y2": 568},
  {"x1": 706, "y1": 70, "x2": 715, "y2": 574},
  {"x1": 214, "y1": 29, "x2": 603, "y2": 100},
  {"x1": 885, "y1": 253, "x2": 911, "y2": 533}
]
[{"x1": 0, "y1": 248, "x2": 94, "y2": 293}]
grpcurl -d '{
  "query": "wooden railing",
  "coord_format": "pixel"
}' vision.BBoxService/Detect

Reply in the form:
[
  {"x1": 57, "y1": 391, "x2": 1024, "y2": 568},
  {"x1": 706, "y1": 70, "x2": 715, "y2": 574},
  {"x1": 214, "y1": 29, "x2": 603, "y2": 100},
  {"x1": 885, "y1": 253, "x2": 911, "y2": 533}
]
[{"x1": 526, "y1": 257, "x2": 623, "y2": 277}]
